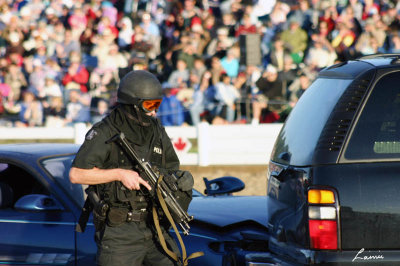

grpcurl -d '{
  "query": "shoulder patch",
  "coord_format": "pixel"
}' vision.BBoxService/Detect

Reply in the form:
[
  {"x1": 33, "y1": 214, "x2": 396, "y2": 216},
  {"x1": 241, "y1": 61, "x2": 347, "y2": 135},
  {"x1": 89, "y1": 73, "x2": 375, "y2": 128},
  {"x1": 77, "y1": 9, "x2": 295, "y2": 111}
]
[{"x1": 86, "y1": 129, "x2": 98, "y2": 140}]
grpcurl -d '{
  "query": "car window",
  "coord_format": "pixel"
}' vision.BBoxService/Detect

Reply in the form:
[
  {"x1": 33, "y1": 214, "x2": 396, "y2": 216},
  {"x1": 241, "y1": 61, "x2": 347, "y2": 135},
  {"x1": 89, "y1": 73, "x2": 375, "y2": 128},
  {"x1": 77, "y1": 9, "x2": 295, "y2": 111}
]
[
  {"x1": 345, "y1": 71, "x2": 400, "y2": 160},
  {"x1": 0, "y1": 163, "x2": 49, "y2": 208},
  {"x1": 271, "y1": 78, "x2": 351, "y2": 165},
  {"x1": 41, "y1": 155, "x2": 85, "y2": 207}
]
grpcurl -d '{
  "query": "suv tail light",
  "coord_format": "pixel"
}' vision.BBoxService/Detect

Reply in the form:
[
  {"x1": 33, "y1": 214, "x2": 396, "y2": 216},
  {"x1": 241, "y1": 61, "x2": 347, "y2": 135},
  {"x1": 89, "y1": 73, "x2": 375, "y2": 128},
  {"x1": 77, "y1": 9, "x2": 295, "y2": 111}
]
[{"x1": 308, "y1": 188, "x2": 339, "y2": 250}]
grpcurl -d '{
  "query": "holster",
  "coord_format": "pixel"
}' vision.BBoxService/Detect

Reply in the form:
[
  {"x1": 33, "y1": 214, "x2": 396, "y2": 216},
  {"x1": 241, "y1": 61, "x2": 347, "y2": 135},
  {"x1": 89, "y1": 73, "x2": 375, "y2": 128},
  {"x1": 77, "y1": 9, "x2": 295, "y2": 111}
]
[{"x1": 93, "y1": 208, "x2": 107, "y2": 232}]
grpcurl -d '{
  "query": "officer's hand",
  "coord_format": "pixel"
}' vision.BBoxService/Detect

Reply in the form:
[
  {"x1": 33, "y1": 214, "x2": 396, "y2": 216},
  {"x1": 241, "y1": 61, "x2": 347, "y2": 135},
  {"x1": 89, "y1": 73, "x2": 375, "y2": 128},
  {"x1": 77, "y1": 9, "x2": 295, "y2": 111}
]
[
  {"x1": 175, "y1": 170, "x2": 194, "y2": 191},
  {"x1": 119, "y1": 169, "x2": 152, "y2": 191}
]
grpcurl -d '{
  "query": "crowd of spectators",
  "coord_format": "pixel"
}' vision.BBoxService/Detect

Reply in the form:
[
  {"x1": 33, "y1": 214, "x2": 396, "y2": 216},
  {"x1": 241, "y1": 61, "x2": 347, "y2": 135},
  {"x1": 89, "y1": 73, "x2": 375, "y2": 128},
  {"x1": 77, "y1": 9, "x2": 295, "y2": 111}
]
[{"x1": 0, "y1": 0, "x2": 400, "y2": 128}]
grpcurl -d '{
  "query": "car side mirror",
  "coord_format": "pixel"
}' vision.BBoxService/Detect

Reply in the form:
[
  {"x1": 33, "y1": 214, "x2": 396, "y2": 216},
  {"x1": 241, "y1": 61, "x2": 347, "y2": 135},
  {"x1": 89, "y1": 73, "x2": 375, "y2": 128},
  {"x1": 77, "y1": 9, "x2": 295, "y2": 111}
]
[
  {"x1": 203, "y1": 176, "x2": 245, "y2": 196},
  {"x1": 14, "y1": 194, "x2": 64, "y2": 211}
]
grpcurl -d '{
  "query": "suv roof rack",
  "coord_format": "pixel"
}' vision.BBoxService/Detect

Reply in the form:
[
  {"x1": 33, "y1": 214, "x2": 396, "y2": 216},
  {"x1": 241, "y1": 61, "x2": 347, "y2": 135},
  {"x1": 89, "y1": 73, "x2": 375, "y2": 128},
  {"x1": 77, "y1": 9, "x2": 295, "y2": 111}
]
[{"x1": 358, "y1": 53, "x2": 400, "y2": 64}]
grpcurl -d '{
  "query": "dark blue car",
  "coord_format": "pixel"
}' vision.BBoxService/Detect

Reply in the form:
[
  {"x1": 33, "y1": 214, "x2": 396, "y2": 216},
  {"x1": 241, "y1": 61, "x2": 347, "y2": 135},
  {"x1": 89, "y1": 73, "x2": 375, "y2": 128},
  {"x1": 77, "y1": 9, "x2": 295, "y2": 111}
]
[{"x1": 0, "y1": 144, "x2": 269, "y2": 265}]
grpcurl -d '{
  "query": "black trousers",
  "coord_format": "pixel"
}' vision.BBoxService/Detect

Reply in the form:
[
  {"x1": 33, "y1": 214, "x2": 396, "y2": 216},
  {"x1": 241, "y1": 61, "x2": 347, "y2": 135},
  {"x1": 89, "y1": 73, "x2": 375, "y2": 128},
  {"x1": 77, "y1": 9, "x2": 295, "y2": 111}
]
[{"x1": 95, "y1": 220, "x2": 177, "y2": 266}]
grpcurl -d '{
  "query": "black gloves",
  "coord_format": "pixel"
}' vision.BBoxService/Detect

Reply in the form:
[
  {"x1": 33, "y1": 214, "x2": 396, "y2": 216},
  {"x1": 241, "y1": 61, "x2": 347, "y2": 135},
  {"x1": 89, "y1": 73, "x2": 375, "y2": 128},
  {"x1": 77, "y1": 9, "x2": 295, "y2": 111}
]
[{"x1": 175, "y1": 170, "x2": 194, "y2": 191}]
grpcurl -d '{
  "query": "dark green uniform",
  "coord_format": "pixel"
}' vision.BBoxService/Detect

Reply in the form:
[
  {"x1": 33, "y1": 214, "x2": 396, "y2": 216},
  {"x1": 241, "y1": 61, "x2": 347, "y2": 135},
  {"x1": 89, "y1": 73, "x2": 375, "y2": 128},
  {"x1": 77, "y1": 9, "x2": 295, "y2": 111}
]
[{"x1": 72, "y1": 105, "x2": 186, "y2": 266}]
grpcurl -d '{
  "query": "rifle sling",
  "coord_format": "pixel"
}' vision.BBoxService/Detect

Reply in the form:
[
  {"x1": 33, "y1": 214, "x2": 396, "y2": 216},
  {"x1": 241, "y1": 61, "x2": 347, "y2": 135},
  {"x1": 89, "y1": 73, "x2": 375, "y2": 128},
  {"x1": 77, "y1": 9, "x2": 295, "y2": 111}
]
[{"x1": 152, "y1": 175, "x2": 204, "y2": 266}]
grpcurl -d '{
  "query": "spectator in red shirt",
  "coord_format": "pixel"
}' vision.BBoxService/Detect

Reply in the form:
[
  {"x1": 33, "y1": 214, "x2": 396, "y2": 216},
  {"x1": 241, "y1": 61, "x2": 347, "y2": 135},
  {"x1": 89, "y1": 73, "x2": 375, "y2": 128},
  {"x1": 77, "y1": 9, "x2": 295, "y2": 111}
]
[
  {"x1": 235, "y1": 14, "x2": 258, "y2": 38},
  {"x1": 62, "y1": 52, "x2": 89, "y2": 93}
]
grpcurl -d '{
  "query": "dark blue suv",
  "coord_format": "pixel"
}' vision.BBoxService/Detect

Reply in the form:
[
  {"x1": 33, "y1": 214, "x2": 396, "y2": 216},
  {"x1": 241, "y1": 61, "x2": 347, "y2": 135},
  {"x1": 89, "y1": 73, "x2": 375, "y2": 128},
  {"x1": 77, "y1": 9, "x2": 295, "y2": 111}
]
[{"x1": 263, "y1": 54, "x2": 400, "y2": 265}]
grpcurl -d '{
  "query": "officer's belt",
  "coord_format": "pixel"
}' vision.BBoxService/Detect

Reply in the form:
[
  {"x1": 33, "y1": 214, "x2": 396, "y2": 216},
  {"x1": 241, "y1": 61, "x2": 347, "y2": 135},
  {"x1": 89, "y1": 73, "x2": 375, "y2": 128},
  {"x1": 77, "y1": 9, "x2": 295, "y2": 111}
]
[{"x1": 107, "y1": 208, "x2": 148, "y2": 226}]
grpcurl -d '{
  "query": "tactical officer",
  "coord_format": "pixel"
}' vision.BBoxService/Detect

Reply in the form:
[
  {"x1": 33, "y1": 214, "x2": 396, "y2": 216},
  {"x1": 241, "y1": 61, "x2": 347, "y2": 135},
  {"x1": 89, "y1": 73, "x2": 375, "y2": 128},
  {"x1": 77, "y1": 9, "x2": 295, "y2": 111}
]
[{"x1": 69, "y1": 70, "x2": 194, "y2": 266}]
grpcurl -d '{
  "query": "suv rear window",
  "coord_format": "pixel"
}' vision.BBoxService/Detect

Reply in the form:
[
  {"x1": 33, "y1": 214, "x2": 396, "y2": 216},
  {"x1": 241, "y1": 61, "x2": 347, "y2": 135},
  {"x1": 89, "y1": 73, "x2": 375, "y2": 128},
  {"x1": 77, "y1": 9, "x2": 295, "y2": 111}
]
[
  {"x1": 271, "y1": 78, "x2": 351, "y2": 165},
  {"x1": 344, "y1": 71, "x2": 400, "y2": 161}
]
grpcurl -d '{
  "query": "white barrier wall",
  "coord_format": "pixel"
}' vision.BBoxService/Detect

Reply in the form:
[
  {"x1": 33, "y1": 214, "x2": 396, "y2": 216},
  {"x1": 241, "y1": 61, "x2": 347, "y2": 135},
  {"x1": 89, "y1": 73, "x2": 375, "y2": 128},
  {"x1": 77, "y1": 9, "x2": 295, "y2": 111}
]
[{"x1": 0, "y1": 123, "x2": 283, "y2": 166}]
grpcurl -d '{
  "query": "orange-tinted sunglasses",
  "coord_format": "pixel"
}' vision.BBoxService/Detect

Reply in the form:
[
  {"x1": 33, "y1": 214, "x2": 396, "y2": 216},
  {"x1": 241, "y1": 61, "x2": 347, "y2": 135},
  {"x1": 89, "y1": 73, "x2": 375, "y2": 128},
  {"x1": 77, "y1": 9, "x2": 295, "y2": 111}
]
[{"x1": 141, "y1": 99, "x2": 162, "y2": 112}]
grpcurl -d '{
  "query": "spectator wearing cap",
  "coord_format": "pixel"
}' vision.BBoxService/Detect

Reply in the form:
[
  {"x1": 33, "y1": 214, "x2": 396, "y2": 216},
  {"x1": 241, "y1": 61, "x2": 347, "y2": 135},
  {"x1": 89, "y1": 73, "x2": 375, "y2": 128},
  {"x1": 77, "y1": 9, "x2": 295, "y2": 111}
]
[
  {"x1": 158, "y1": 82, "x2": 185, "y2": 126},
  {"x1": 62, "y1": 52, "x2": 89, "y2": 93},
  {"x1": 252, "y1": 64, "x2": 285, "y2": 124},
  {"x1": 101, "y1": 1, "x2": 118, "y2": 27},
  {"x1": 189, "y1": 23, "x2": 210, "y2": 56},
  {"x1": 280, "y1": 17, "x2": 308, "y2": 64},
  {"x1": 206, "y1": 27, "x2": 235, "y2": 58},
  {"x1": 24, "y1": 0, "x2": 45, "y2": 21},
  {"x1": 44, "y1": 7, "x2": 59, "y2": 25},
  {"x1": 117, "y1": 17, "x2": 134, "y2": 51},
  {"x1": 18, "y1": 6, "x2": 34, "y2": 35}
]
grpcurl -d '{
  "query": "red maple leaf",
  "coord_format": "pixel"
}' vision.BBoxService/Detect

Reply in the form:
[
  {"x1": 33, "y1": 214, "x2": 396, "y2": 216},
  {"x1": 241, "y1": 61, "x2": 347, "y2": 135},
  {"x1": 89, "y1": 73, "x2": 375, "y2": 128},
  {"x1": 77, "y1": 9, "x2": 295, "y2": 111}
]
[{"x1": 174, "y1": 138, "x2": 187, "y2": 151}]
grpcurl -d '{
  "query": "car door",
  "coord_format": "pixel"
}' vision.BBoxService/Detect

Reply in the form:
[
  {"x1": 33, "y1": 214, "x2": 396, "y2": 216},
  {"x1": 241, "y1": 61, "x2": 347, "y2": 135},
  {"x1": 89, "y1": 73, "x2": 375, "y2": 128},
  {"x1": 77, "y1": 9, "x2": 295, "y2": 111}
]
[
  {"x1": 338, "y1": 69, "x2": 400, "y2": 250},
  {"x1": 0, "y1": 161, "x2": 77, "y2": 265}
]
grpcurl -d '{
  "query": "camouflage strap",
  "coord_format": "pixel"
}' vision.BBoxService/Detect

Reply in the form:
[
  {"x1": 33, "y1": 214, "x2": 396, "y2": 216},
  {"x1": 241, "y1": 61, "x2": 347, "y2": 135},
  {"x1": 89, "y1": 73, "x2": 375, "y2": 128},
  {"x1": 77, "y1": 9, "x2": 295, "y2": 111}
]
[{"x1": 152, "y1": 175, "x2": 204, "y2": 266}]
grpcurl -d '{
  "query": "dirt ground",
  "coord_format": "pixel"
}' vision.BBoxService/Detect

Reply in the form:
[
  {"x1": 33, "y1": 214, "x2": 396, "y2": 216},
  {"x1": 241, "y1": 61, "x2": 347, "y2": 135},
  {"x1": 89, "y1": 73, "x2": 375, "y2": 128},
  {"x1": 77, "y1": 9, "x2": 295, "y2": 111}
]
[{"x1": 180, "y1": 165, "x2": 268, "y2": 196}]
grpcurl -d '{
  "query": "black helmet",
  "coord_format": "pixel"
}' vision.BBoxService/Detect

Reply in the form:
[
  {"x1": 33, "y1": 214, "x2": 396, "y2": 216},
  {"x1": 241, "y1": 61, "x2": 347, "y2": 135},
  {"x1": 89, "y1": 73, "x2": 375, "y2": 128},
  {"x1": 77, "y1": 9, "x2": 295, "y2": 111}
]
[{"x1": 117, "y1": 70, "x2": 162, "y2": 104}]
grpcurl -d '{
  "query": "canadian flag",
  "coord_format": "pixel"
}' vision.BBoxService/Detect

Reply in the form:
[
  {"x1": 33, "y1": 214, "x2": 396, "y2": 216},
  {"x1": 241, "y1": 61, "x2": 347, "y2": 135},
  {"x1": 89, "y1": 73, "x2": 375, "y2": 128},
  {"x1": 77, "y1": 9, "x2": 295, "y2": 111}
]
[{"x1": 171, "y1": 137, "x2": 192, "y2": 153}]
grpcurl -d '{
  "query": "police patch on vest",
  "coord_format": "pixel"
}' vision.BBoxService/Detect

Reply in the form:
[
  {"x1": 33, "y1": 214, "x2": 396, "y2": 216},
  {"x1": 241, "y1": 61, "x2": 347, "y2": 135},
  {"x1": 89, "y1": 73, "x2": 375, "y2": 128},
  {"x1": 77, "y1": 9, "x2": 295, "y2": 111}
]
[
  {"x1": 153, "y1": 146, "x2": 162, "y2": 154},
  {"x1": 86, "y1": 129, "x2": 98, "y2": 140}
]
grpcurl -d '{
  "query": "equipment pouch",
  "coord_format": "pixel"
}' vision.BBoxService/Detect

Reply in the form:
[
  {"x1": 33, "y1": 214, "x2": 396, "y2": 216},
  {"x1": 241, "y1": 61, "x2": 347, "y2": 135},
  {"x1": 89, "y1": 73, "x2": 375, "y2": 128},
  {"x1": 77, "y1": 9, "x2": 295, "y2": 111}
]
[
  {"x1": 174, "y1": 189, "x2": 192, "y2": 213},
  {"x1": 107, "y1": 208, "x2": 128, "y2": 227}
]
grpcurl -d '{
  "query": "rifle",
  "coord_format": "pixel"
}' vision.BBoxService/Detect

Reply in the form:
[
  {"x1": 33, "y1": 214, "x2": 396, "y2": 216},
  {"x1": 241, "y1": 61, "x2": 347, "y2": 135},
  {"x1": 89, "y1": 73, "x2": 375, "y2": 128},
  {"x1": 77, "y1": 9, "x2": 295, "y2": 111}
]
[{"x1": 107, "y1": 132, "x2": 193, "y2": 235}]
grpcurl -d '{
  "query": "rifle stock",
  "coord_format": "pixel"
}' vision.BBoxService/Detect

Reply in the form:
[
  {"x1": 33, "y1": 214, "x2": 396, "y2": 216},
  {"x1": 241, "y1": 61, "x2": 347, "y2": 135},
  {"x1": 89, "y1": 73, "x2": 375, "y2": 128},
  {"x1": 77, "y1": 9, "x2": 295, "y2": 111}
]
[{"x1": 108, "y1": 132, "x2": 193, "y2": 235}]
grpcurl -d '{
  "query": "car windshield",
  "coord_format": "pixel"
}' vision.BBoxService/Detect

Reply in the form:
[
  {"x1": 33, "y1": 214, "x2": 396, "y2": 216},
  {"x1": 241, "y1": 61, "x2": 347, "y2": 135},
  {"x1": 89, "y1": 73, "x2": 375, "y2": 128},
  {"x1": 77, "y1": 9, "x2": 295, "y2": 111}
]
[
  {"x1": 271, "y1": 78, "x2": 352, "y2": 165},
  {"x1": 41, "y1": 155, "x2": 85, "y2": 207}
]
